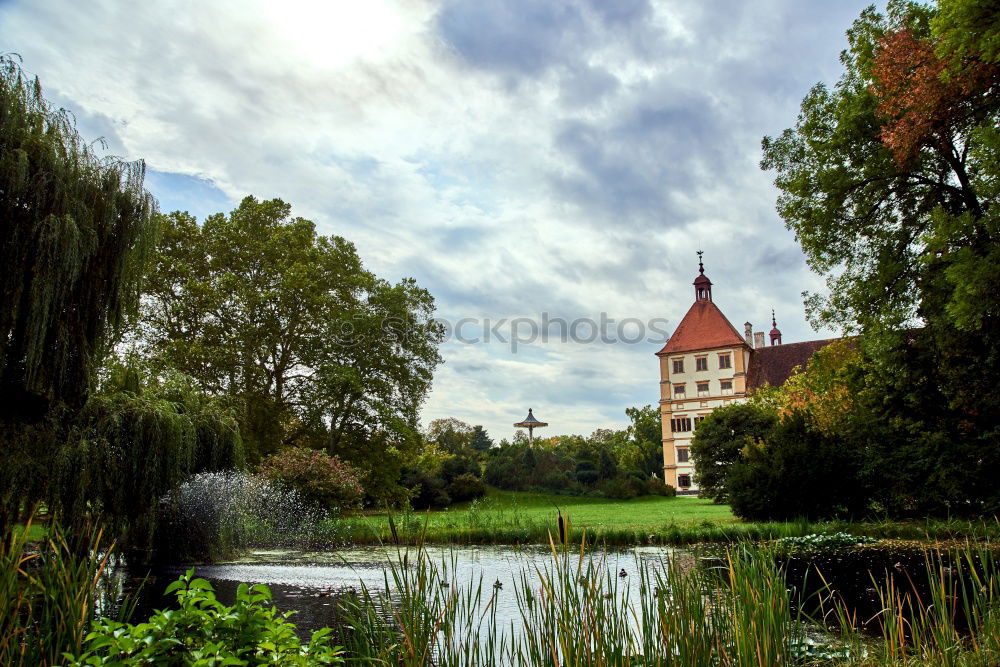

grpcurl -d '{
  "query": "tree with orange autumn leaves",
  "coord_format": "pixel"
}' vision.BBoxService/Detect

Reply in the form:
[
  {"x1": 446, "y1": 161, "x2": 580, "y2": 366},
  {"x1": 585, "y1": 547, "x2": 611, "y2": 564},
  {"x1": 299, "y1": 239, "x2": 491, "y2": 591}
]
[{"x1": 722, "y1": 0, "x2": 1000, "y2": 518}]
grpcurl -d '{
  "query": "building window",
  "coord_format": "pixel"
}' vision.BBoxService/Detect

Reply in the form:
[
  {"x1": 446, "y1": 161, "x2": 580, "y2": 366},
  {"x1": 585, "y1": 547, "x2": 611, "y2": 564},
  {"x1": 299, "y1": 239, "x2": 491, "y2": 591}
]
[
  {"x1": 694, "y1": 416, "x2": 706, "y2": 429},
  {"x1": 677, "y1": 448, "x2": 689, "y2": 463},
  {"x1": 670, "y1": 417, "x2": 692, "y2": 433},
  {"x1": 721, "y1": 380, "x2": 733, "y2": 395},
  {"x1": 678, "y1": 474, "x2": 691, "y2": 488},
  {"x1": 695, "y1": 357, "x2": 708, "y2": 371},
  {"x1": 672, "y1": 359, "x2": 684, "y2": 374},
  {"x1": 697, "y1": 381, "x2": 709, "y2": 397},
  {"x1": 718, "y1": 353, "x2": 731, "y2": 369},
  {"x1": 673, "y1": 384, "x2": 686, "y2": 397}
]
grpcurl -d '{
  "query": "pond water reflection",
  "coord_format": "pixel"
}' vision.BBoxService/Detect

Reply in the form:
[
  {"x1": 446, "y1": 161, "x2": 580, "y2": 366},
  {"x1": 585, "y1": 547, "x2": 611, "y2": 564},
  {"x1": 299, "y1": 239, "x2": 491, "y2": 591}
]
[{"x1": 134, "y1": 545, "x2": 688, "y2": 635}]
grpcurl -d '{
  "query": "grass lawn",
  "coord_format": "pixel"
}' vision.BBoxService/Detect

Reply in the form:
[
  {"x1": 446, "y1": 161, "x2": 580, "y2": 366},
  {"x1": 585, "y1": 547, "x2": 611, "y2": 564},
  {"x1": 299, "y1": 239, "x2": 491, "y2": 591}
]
[
  {"x1": 323, "y1": 487, "x2": 1000, "y2": 548},
  {"x1": 330, "y1": 488, "x2": 754, "y2": 546},
  {"x1": 428, "y1": 489, "x2": 737, "y2": 532},
  {"x1": 13, "y1": 522, "x2": 48, "y2": 542}
]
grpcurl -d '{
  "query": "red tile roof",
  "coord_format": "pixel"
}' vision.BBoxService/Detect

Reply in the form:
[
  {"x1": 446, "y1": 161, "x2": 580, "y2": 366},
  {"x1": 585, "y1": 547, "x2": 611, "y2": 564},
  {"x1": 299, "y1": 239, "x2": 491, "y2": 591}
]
[
  {"x1": 656, "y1": 300, "x2": 748, "y2": 355},
  {"x1": 746, "y1": 338, "x2": 836, "y2": 390}
]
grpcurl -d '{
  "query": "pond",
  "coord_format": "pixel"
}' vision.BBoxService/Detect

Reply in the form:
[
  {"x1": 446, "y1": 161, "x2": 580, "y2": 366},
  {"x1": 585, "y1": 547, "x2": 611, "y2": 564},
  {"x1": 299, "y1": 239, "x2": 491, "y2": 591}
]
[{"x1": 131, "y1": 545, "x2": 690, "y2": 635}]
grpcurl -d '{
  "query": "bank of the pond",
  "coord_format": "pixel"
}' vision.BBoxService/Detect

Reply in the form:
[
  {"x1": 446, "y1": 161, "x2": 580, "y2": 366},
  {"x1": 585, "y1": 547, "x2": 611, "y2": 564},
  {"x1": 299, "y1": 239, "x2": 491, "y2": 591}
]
[{"x1": 317, "y1": 490, "x2": 1000, "y2": 547}]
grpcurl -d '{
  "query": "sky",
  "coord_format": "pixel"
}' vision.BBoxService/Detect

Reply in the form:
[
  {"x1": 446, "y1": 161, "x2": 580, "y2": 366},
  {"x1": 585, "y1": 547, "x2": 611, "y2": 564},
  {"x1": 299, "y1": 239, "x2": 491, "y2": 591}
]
[{"x1": 1, "y1": 0, "x2": 879, "y2": 442}]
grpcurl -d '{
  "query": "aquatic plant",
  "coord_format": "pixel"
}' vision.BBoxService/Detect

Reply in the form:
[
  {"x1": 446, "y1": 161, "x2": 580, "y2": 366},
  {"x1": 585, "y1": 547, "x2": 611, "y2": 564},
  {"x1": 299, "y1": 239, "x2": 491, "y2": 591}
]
[{"x1": 0, "y1": 520, "x2": 115, "y2": 667}]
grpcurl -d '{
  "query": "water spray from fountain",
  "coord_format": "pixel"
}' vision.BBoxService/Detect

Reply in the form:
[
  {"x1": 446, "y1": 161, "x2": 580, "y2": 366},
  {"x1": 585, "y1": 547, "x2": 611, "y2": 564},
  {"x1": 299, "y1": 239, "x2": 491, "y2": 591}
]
[{"x1": 156, "y1": 471, "x2": 329, "y2": 562}]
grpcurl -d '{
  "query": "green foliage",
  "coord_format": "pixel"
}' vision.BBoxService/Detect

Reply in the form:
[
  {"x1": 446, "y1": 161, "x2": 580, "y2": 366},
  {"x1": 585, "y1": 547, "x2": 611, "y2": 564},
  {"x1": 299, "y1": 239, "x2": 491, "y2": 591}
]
[
  {"x1": 0, "y1": 55, "x2": 159, "y2": 534},
  {"x1": 52, "y1": 371, "x2": 244, "y2": 559},
  {"x1": 689, "y1": 402, "x2": 776, "y2": 503},
  {"x1": 139, "y1": 198, "x2": 444, "y2": 462},
  {"x1": 260, "y1": 447, "x2": 363, "y2": 512},
  {"x1": 776, "y1": 531, "x2": 878, "y2": 551},
  {"x1": 469, "y1": 425, "x2": 493, "y2": 452},
  {"x1": 933, "y1": 0, "x2": 1000, "y2": 65},
  {"x1": 760, "y1": 0, "x2": 999, "y2": 334},
  {"x1": 68, "y1": 569, "x2": 343, "y2": 666},
  {"x1": 760, "y1": 0, "x2": 1000, "y2": 519},
  {"x1": 446, "y1": 473, "x2": 487, "y2": 503},
  {"x1": 0, "y1": 55, "x2": 157, "y2": 418},
  {"x1": 482, "y1": 406, "x2": 666, "y2": 499},
  {"x1": 426, "y1": 417, "x2": 474, "y2": 454},
  {"x1": 727, "y1": 413, "x2": 870, "y2": 522},
  {"x1": 400, "y1": 466, "x2": 452, "y2": 509}
]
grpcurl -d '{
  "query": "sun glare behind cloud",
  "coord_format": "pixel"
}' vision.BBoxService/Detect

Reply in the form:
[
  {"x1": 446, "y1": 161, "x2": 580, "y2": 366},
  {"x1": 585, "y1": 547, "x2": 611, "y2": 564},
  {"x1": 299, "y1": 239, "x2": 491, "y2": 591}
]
[{"x1": 260, "y1": 0, "x2": 406, "y2": 68}]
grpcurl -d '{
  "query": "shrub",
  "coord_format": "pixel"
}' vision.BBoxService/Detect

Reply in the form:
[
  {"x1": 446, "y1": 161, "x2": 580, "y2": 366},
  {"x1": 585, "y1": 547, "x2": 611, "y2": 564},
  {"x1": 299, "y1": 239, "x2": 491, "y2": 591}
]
[
  {"x1": 447, "y1": 473, "x2": 486, "y2": 503},
  {"x1": 440, "y1": 455, "x2": 480, "y2": 483},
  {"x1": 67, "y1": 570, "x2": 343, "y2": 665},
  {"x1": 645, "y1": 476, "x2": 675, "y2": 497},
  {"x1": 727, "y1": 413, "x2": 869, "y2": 521},
  {"x1": 598, "y1": 476, "x2": 639, "y2": 500},
  {"x1": 400, "y1": 467, "x2": 451, "y2": 509},
  {"x1": 575, "y1": 461, "x2": 599, "y2": 486},
  {"x1": 260, "y1": 447, "x2": 363, "y2": 512}
]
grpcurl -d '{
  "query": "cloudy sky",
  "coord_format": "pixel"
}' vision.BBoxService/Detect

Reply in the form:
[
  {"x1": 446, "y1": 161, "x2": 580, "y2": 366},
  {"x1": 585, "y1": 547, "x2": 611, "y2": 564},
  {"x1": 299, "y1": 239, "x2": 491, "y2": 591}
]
[{"x1": 1, "y1": 0, "x2": 878, "y2": 441}]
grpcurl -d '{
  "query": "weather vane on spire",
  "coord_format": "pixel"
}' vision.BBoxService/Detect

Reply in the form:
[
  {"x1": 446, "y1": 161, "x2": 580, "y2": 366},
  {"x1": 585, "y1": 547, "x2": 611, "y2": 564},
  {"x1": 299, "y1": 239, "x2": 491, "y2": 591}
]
[
  {"x1": 697, "y1": 249, "x2": 704, "y2": 274},
  {"x1": 772, "y1": 308, "x2": 777, "y2": 327}
]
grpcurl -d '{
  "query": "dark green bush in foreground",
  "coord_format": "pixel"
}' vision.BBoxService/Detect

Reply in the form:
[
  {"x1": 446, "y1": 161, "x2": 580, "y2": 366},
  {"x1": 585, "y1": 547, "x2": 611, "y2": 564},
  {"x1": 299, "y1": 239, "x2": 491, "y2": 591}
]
[{"x1": 67, "y1": 570, "x2": 343, "y2": 666}]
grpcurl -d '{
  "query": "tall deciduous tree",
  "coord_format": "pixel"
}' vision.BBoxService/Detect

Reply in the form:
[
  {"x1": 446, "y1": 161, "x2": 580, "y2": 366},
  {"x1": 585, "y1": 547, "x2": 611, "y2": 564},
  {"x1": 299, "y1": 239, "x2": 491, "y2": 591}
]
[
  {"x1": 0, "y1": 57, "x2": 243, "y2": 547},
  {"x1": 469, "y1": 425, "x2": 493, "y2": 452},
  {"x1": 425, "y1": 418, "x2": 474, "y2": 454},
  {"x1": 761, "y1": 0, "x2": 999, "y2": 335},
  {"x1": 139, "y1": 198, "x2": 443, "y2": 461},
  {"x1": 761, "y1": 0, "x2": 1000, "y2": 515},
  {"x1": 689, "y1": 403, "x2": 777, "y2": 503}
]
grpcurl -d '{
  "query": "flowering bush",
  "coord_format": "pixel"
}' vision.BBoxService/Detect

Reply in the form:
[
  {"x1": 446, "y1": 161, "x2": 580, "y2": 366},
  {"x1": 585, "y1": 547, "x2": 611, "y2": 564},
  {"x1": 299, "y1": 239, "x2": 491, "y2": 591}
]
[{"x1": 260, "y1": 447, "x2": 364, "y2": 512}]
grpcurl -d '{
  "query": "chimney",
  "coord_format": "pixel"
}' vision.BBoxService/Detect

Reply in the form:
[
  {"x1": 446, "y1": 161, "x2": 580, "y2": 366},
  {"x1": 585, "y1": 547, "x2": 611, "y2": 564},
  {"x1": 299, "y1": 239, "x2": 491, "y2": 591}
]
[
  {"x1": 744, "y1": 322, "x2": 753, "y2": 348},
  {"x1": 754, "y1": 331, "x2": 765, "y2": 348}
]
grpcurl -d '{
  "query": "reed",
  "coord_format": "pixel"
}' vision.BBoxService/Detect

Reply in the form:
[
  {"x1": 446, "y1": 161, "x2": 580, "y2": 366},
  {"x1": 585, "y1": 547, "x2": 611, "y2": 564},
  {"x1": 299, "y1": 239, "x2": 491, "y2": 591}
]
[
  {"x1": 823, "y1": 541, "x2": 1000, "y2": 666},
  {"x1": 336, "y1": 536, "x2": 813, "y2": 666},
  {"x1": 0, "y1": 519, "x2": 113, "y2": 667},
  {"x1": 332, "y1": 536, "x2": 1000, "y2": 666}
]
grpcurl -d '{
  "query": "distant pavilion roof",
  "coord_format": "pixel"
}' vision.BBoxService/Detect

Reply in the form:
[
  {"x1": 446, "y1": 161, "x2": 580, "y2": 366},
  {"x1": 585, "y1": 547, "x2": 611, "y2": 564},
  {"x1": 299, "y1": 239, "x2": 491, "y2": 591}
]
[{"x1": 514, "y1": 408, "x2": 548, "y2": 428}]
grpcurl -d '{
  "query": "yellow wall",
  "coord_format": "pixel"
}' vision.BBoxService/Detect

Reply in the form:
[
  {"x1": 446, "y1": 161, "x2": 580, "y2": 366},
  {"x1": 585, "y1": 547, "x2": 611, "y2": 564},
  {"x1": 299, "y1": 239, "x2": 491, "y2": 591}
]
[{"x1": 659, "y1": 344, "x2": 749, "y2": 491}]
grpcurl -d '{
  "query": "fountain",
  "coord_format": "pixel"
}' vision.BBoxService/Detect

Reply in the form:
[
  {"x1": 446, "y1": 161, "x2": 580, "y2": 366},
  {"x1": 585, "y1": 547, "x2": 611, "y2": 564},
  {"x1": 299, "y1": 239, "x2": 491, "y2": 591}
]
[{"x1": 155, "y1": 470, "x2": 329, "y2": 562}]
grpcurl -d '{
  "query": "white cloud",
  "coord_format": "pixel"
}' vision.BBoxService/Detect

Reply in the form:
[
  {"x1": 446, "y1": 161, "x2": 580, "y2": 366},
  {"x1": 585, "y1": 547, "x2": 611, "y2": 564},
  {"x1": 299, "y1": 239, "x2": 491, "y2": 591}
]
[{"x1": 1, "y1": 0, "x2": 872, "y2": 439}]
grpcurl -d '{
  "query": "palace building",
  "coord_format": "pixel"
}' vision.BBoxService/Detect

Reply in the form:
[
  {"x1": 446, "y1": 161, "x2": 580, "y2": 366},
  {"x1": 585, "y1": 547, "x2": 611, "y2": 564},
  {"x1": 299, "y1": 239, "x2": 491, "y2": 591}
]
[{"x1": 655, "y1": 255, "x2": 834, "y2": 493}]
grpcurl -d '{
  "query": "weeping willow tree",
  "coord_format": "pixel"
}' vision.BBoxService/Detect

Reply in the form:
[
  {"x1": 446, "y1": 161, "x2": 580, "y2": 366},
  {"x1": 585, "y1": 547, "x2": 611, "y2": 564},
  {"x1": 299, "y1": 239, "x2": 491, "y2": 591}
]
[
  {"x1": 52, "y1": 369, "x2": 244, "y2": 560},
  {"x1": 0, "y1": 53, "x2": 158, "y2": 532},
  {"x1": 0, "y1": 54, "x2": 157, "y2": 416},
  {"x1": 0, "y1": 57, "x2": 245, "y2": 552}
]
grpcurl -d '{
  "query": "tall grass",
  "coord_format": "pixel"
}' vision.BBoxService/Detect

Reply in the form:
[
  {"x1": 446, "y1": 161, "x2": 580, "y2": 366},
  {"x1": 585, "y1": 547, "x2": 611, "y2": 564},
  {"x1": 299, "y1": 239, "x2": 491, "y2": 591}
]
[
  {"x1": 822, "y1": 542, "x2": 1000, "y2": 666},
  {"x1": 336, "y1": 535, "x2": 810, "y2": 666},
  {"x1": 0, "y1": 519, "x2": 114, "y2": 667},
  {"x1": 332, "y1": 537, "x2": 1000, "y2": 665}
]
